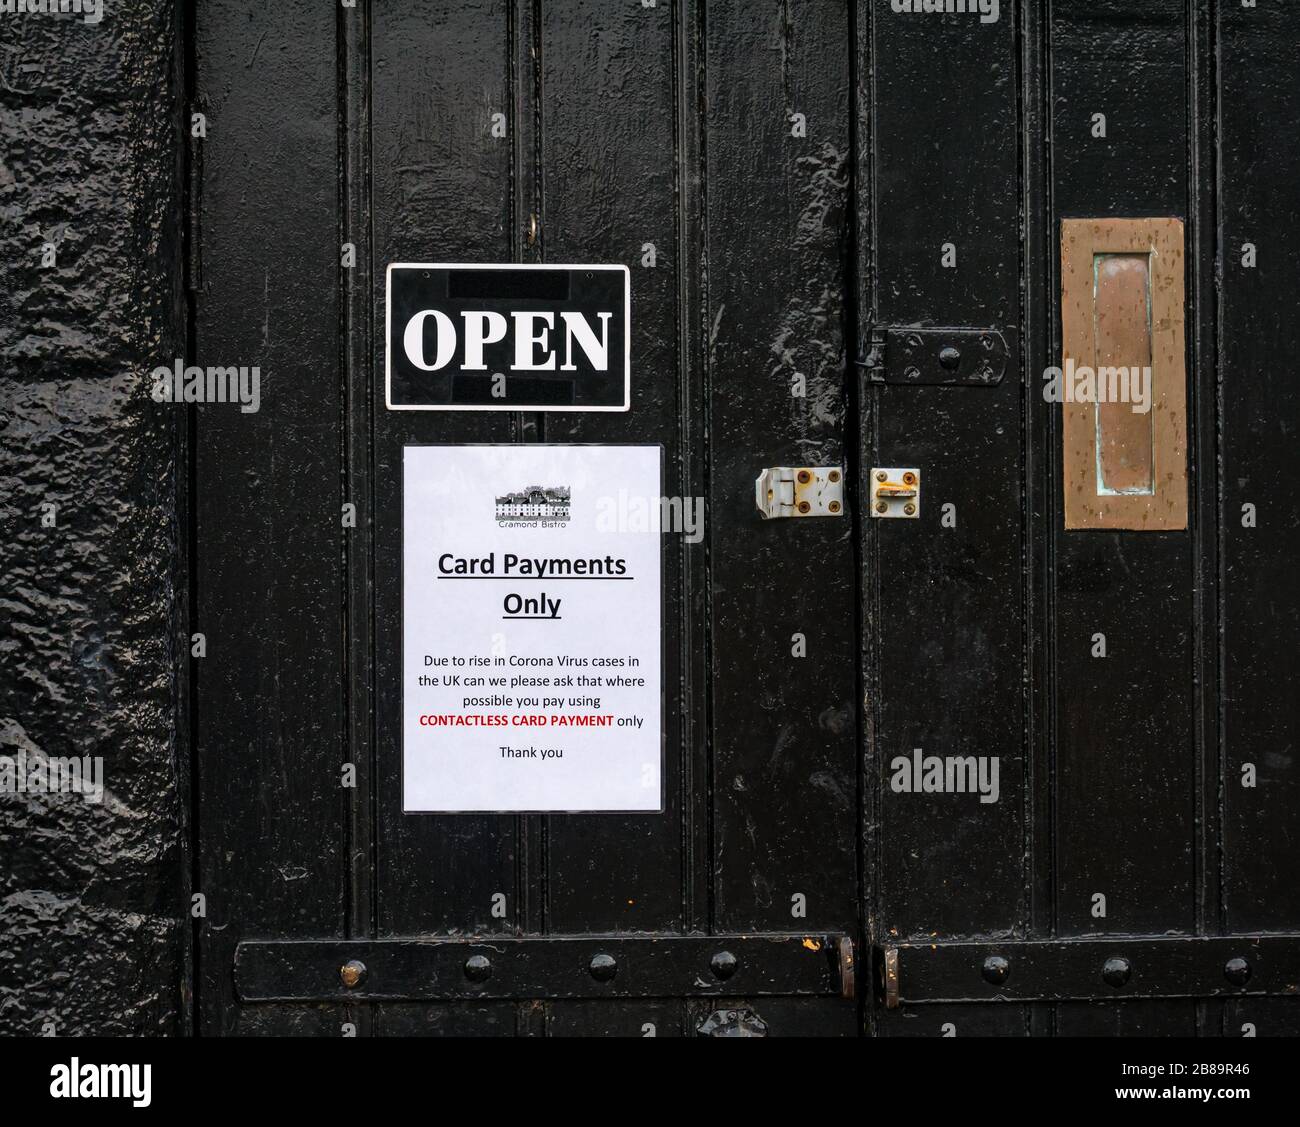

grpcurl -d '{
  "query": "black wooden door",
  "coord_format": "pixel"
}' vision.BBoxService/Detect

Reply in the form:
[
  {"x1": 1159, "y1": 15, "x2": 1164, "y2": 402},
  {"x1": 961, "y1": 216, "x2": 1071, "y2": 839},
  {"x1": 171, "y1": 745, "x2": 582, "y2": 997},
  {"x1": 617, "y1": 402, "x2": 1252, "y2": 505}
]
[{"x1": 191, "y1": 2, "x2": 1300, "y2": 1036}]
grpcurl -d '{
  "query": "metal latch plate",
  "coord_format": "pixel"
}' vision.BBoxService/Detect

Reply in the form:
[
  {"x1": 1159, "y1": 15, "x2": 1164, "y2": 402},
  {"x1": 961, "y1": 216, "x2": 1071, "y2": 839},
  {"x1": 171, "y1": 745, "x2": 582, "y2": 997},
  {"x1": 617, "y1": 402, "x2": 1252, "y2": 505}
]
[
  {"x1": 870, "y1": 467, "x2": 920, "y2": 519},
  {"x1": 755, "y1": 466, "x2": 844, "y2": 519},
  {"x1": 863, "y1": 327, "x2": 1008, "y2": 387}
]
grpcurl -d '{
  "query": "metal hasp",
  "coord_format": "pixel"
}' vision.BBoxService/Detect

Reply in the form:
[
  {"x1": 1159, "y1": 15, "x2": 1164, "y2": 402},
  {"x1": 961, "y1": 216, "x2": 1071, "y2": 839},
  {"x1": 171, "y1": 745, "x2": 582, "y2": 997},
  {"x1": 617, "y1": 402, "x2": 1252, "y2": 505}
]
[
  {"x1": 880, "y1": 936, "x2": 1300, "y2": 1007},
  {"x1": 235, "y1": 934, "x2": 855, "y2": 1002},
  {"x1": 861, "y1": 326, "x2": 1007, "y2": 387},
  {"x1": 870, "y1": 468, "x2": 920, "y2": 519},
  {"x1": 755, "y1": 466, "x2": 844, "y2": 519}
]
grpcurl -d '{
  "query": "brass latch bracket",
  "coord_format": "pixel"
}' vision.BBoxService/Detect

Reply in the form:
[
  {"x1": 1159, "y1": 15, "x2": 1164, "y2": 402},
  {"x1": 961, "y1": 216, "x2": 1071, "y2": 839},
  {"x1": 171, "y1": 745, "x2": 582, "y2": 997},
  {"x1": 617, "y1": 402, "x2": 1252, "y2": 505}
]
[{"x1": 870, "y1": 467, "x2": 920, "y2": 519}]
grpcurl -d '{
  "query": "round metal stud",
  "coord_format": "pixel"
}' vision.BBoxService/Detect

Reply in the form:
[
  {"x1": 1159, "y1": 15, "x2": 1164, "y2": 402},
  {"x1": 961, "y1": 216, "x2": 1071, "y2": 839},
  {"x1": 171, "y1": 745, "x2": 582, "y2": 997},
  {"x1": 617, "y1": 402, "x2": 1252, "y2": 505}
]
[
  {"x1": 589, "y1": 953, "x2": 618, "y2": 983},
  {"x1": 1224, "y1": 956, "x2": 1251, "y2": 988},
  {"x1": 339, "y1": 959, "x2": 367, "y2": 990},
  {"x1": 1102, "y1": 956, "x2": 1131, "y2": 988},
  {"x1": 939, "y1": 346, "x2": 962, "y2": 371},
  {"x1": 464, "y1": 954, "x2": 493, "y2": 983},
  {"x1": 903, "y1": 503, "x2": 916, "y2": 516},
  {"x1": 711, "y1": 950, "x2": 739, "y2": 981},
  {"x1": 876, "y1": 470, "x2": 888, "y2": 482},
  {"x1": 875, "y1": 501, "x2": 889, "y2": 514},
  {"x1": 981, "y1": 955, "x2": 1011, "y2": 986}
]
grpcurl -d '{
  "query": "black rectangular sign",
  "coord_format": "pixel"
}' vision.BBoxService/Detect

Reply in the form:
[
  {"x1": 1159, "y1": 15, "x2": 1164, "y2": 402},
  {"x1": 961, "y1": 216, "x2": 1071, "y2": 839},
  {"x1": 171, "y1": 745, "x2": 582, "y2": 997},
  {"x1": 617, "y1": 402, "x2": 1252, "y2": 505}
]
[{"x1": 385, "y1": 263, "x2": 630, "y2": 411}]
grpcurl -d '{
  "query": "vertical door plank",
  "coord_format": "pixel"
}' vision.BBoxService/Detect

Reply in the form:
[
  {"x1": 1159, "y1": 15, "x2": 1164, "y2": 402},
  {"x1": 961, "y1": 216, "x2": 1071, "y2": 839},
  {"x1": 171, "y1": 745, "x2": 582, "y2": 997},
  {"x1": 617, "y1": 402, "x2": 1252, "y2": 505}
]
[
  {"x1": 194, "y1": 2, "x2": 346, "y2": 1035},
  {"x1": 540, "y1": 0, "x2": 685, "y2": 937},
  {"x1": 1049, "y1": 0, "x2": 1194, "y2": 939},
  {"x1": 686, "y1": 996, "x2": 858, "y2": 1038},
  {"x1": 878, "y1": 1005, "x2": 1027, "y2": 1038},
  {"x1": 1055, "y1": 1000, "x2": 1196, "y2": 1037},
  {"x1": 705, "y1": 2, "x2": 858, "y2": 1038},
  {"x1": 1218, "y1": 2, "x2": 1300, "y2": 933},
  {"x1": 868, "y1": 3, "x2": 1027, "y2": 943},
  {"x1": 370, "y1": 1, "x2": 519, "y2": 1035},
  {"x1": 535, "y1": 0, "x2": 690, "y2": 1037},
  {"x1": 1221, "y1": 999, "x2": 1300, "y2": 1039},
  {"x1": 547, "y1": 1000, "x2": 684, "y2": 1039}
]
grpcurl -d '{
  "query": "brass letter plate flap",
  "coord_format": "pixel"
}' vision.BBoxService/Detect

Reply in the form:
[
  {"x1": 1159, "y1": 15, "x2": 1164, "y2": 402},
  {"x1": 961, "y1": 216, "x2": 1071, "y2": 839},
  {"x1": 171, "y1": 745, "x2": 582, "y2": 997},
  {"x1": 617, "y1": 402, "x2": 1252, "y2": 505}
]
[{"x1": 1060, "y1": 217, "x2": 1187, "y2": 530}]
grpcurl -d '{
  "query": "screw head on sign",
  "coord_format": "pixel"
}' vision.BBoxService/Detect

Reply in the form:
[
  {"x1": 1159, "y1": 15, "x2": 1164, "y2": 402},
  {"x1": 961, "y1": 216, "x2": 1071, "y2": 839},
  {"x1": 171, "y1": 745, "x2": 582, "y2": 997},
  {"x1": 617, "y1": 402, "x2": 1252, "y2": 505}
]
[
  {"x1": 796, "y1": 469, "x2": 812, "y2": 484},
  {"x1": 876, "y1": 471, "x2": 887, "y2": 482},
  {"x1": 339, "y1": 959, "x2": 367, "y2": 989},
  {"x1": 828, "y1": 501, "x2": 841, "y2": 514},
  {"x1": 875, "y1": 500, "x2": 889, "y2": 514},
  {"x1": 828, "y1": 470, "x2": 841, "y2": 483},
  {"x1": 797, "y1": 501, "x2": 811, "y2": 514},
  {"x1": 903, "y1": 503, "x2": 916, "y2": 516},
  {"x1": 902, "y1": 472, "x2": 916, "y2": 485}
]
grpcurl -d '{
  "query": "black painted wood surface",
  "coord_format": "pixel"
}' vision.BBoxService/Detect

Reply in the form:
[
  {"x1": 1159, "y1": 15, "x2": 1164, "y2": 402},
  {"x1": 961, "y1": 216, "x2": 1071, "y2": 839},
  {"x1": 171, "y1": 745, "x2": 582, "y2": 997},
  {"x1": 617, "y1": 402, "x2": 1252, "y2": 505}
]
[{"x1": 181, "y1": 0, "x2": 1300, "y2": 1036}]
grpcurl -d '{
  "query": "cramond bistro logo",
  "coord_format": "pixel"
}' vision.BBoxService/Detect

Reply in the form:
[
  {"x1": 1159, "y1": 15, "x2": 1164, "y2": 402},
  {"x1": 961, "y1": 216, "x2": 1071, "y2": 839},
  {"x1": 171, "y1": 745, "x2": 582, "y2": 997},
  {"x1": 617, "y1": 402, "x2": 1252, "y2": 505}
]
[{"x1": 496, "y1": 485, "x2": 571, "y2": 527}]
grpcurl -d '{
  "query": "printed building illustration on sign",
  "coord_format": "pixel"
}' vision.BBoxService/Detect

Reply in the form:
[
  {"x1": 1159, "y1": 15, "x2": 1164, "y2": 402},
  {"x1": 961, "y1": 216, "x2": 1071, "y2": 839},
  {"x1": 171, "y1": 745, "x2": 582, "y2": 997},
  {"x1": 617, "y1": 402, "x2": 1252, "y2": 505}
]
[{"x1": 495, "y1": 485, "x2": 571, "y2": 521}]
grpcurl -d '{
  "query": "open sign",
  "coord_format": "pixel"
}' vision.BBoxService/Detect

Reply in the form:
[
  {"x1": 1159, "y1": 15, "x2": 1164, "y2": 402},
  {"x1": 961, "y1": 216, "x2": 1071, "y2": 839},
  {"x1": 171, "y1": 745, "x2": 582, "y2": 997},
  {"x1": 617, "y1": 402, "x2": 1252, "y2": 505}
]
[{"x1": 385, "y1": 263, "x2": 630, "y2": 411}]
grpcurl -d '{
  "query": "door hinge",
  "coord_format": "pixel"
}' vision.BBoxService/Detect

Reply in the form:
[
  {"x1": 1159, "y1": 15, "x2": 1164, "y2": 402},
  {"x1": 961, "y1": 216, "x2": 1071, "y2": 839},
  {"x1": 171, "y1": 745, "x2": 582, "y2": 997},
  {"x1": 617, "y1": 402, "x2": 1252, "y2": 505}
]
[{"x1": 859, "y1": 326, "x2": 1007, "y2": 387}]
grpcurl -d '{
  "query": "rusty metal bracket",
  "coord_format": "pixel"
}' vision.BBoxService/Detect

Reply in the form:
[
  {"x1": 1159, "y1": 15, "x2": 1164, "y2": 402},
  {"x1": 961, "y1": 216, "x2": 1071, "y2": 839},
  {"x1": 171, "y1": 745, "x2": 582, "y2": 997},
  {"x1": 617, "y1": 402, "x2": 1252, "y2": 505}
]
[
  {"x1": 859, "y1": 326, "x2": 1007, "y2": 387},
  {"x1": 838, "y1": 935, "x2": 857, "y2": 1000},
  {"x1": 880, "y1": 936, "x2": 1300, "y2": 1007},
  {"x1": 235, "y1": 934, "x2": 855, "y2": 1003},
  {"x1": 869, "y1": 467, "x2": 920, "y2": 519},
  {"x1": 755, "y1": 466, "x2": 844, "y2": 519},
  {"x1": 883, "y1": 946, "x2": 900, "y2": 1008}
]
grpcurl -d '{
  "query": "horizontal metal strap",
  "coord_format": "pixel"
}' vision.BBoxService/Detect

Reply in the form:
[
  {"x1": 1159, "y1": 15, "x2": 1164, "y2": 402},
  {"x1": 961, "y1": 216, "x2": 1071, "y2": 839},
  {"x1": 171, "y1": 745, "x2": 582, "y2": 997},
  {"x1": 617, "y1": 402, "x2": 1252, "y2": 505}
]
[
  {"x1": 235, "y1": 934, "x2": 854, "y2": 1003},
  {"x1": 884, "y1": 935, "x2": 1300, "y2": 1007}
]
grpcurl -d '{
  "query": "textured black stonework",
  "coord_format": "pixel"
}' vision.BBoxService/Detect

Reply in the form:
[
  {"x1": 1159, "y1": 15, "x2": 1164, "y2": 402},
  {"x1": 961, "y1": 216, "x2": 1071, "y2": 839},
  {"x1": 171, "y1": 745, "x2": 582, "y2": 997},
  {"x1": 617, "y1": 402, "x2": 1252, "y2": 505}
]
[{"x1": 0, "y1": 1, "x2": 186, "y2": 1034}]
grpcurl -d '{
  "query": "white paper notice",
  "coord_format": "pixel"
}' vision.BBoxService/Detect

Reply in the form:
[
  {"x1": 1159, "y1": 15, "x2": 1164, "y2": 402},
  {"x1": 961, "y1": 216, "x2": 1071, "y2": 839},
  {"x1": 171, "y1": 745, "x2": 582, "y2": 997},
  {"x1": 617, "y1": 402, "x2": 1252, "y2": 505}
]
[{"x1": 403, "y1": 445, "x2": 662, "y2": 812}]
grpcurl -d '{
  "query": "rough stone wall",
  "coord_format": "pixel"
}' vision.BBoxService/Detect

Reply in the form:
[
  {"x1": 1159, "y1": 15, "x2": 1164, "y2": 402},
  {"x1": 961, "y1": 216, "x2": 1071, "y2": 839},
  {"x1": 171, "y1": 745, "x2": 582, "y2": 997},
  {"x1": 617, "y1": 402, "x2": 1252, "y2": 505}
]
[{"x1": 0, "y1": 0, "x2": 186, "y2": 1034}]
